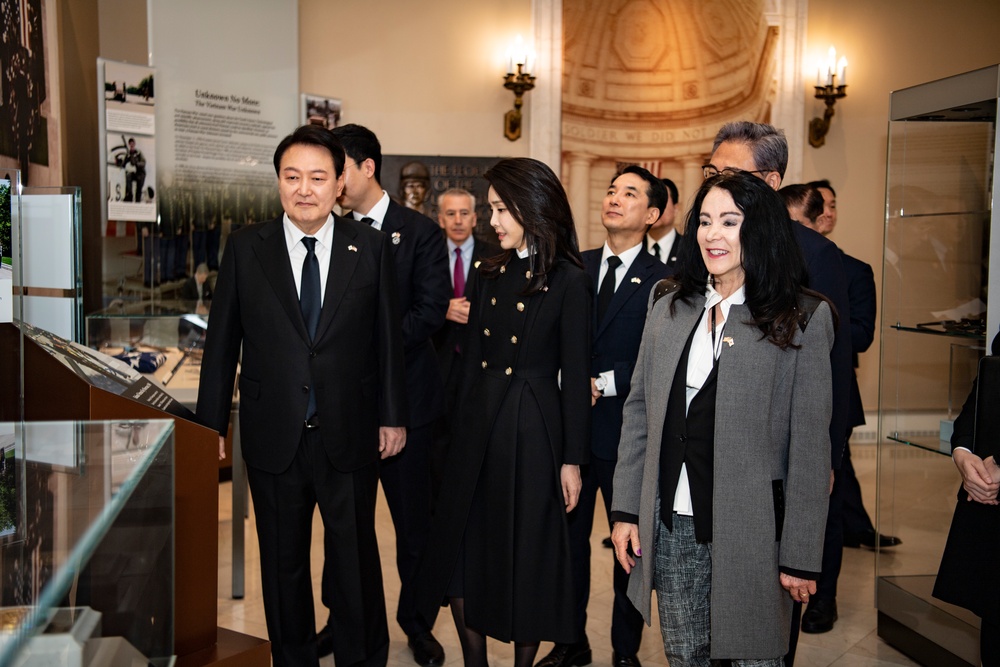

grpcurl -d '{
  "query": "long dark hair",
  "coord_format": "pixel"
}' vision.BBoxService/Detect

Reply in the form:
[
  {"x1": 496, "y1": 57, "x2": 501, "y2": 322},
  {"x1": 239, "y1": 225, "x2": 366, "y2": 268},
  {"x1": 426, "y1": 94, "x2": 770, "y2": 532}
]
[
  {"x1": 673, "y1": 172, "x2": 823, "y2": 349},
  {"x1": 481, "y1": 158, "x2": 583, "y2": 294}
]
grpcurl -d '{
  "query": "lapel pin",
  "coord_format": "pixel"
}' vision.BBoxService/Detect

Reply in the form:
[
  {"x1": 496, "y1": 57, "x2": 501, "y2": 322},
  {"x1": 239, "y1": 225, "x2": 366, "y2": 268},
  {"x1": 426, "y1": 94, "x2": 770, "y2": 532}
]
[
  {"x1": 391, "y1": 232, "x2": 401, "y2": 245},
  {"x1": 631, "y1": 277, "x2": 642, "y2": 284},
  {"x1": 474, "y1": 260, "x2": 482, "y2": 269},
  {"x1": 347, "y1": 245, "x2": 358, "y2": 252},
  {"x1": 723, "y1": 336, "x2": 735, "y2": 347}
]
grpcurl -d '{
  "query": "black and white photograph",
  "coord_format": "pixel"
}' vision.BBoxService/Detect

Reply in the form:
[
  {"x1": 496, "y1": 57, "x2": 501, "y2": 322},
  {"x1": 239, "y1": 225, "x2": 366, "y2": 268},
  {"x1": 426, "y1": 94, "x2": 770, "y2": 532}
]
[{"x1": 301, "y1": 94, "x2": 342, "y2": 130}]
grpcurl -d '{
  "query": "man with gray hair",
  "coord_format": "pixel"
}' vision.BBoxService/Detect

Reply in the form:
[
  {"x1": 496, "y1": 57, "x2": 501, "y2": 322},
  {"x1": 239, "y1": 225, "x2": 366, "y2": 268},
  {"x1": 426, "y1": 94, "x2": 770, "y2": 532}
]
[
  {"x1": 431, "y1": 188, "x2": 498, "y2": 496},
  {"x1": 703, "y1": 121, "x2": 853, "y2": 665}
]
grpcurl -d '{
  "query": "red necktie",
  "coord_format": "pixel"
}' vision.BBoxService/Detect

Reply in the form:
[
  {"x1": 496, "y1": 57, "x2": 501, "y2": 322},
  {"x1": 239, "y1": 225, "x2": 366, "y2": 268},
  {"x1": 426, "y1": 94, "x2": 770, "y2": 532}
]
[{"x1": 454, "y1": 248, "x2": 465, "y2": 299}]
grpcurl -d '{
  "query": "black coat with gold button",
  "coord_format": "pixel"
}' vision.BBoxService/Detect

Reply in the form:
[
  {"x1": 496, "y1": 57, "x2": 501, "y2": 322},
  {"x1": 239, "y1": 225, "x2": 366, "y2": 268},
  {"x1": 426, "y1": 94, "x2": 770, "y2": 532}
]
[{"x1": 416, "y1": 253, "x2": 592, "y2": 643}]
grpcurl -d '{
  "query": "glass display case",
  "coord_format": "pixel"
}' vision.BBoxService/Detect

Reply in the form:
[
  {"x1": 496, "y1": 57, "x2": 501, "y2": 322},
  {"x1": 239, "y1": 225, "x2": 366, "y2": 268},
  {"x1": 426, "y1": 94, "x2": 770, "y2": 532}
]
[
  {"x1": 86, "y1": 304, "x2": 211, "y2": 405},
  {"x1": 877, "y1": 65, "x2": 999, "y2": 666},
  {"x1": 0, "y1": 419, "x2": 174, "y2": 666}
]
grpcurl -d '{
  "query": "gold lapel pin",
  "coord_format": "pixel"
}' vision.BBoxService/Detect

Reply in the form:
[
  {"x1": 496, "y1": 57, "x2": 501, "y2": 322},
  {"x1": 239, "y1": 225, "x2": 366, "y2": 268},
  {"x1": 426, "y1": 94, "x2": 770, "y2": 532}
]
[
  {"x1": 723, "y1": 336, "x2": 735, "y2": 347},
  {"x1": 474, "y1": 260, "x2": 482, "y2": 268},
  {"x1": 631, "y1": 277, "x2": 641, "y2": 284},
  {"x1": 347, "y1": 245, "x2": 358, "y2": 252}
]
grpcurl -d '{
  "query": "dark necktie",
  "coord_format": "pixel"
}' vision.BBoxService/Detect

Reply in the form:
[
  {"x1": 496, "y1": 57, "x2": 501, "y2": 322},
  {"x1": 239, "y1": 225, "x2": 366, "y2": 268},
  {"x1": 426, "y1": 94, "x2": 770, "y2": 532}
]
[
  {"x1": 300, "y1": 237, "x2": 321, "y2": 419},
  {"x1": 652, "y1": 242, "x2": 662, "y2": 261},
  {"x1": 453, "y1": 247, "x2": 465, "y2": 299},
  {"x1": 597, "y1": 255, "x2": 622, "y2": 322},
  {"x1": 300, "y1": 237, "x2": 321, "y2": 339},
  {"x1": 361, "y1": 216, "x2": 375, "y2": 226}
]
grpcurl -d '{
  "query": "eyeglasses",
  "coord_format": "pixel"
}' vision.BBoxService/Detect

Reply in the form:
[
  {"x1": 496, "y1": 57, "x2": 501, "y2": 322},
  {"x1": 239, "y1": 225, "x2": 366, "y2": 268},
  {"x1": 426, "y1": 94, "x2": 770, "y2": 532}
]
[
  {"x1": 344, "y1": 160, "x2": 361, "y2": 170},
  {"x1": 701, "y1": 165, "x2": 771, "y2": 179}
]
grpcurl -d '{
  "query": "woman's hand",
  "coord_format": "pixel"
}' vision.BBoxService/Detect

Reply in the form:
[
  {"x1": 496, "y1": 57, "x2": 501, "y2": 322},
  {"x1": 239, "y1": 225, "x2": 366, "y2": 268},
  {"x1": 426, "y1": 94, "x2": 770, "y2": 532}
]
[
  {"x1": 953, "y1": 449, "x2": 1000, "y2": 505},
  {"x1": 780, "y1": 573, "x2": 816, "y2": 603},
  {"x1": 611, "y1": 522, "x2": 641, "y2": 574},
  {"x1": 561, "y1": 464, "x2": 582, "y2": 512}
]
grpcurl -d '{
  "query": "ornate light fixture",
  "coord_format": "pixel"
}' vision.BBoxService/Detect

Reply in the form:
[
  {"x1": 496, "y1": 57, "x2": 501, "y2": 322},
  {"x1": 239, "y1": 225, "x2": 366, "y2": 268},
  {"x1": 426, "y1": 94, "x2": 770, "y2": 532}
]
[
  {"x1": 809, "y1": 46, "x2": 849, "y2": 148},
  {"x1": 503, "y1": 35, "x2": 536, "y2": 142}
]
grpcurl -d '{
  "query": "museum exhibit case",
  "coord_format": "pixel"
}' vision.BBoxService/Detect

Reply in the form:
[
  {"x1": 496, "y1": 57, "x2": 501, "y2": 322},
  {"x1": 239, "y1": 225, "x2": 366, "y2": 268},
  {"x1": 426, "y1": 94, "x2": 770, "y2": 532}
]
[
  {"x1": 876, "y1": 64, "x2": 999, "y2": 666},
  {"x1": 0, "y1": 419, "x2": 174, "y2": 666},
  {"x1": 13, "y1": 187, "x2": 83, "y2": 342}
]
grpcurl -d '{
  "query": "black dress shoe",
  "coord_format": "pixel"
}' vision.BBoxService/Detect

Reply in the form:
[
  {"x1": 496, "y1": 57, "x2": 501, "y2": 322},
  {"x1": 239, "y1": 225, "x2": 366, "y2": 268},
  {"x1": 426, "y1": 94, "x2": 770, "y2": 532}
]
[
  {"x1": 800, "y1": 598, "x2": 838, "y2": 634},
  {"x1": 408, "y1": 630, "x2": 445, "y2": 667},
  {"x1": 316, "y1": 623, "x2": 334, "y2": 658},
  {"x1": 534, "y1": 639, "x2": 592, "y2": 667},
  {"x1": 602, "y1": 537, "x2": 614, "y2": 549},
  {"x1": 612, "y1": 652, "x2": 642, "y2": 667},
  {"x1": 843, "y1": 528, "x2": 902, "y2": 549}
]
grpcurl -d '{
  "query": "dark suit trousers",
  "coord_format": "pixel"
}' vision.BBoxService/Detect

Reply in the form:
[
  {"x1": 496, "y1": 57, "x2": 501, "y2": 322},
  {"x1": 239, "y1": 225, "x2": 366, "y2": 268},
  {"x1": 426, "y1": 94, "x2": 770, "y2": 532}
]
[
  {"x1": 378, "y1": 422, "x2": 436, "y2": 636},
  {"x1": 248, "y1": 428, "x2": 388, "y2": 667},
  {"x1": 787, "y1": 436, "x2": 847, "y2": 665},
  {"x1": 839, "y1": 437, "x2": 875, "y2": 535},
  {"x1": 567, "y1": 456, "x2": 644, "y2": 654}
]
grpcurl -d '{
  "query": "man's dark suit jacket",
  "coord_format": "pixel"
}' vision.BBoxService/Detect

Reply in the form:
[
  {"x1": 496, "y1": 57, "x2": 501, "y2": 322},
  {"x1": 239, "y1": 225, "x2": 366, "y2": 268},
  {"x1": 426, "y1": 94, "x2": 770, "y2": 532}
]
[
  {"x1": 432, "y1": 236, "x2": 500, "y2": 390},
  {"x1": 584, "y1": 248, "x2": 671, "y2": 461},
  {"x1": 197, "y1": 215, "x2": 407, "y2": 473},
  {"x1": 380, "y1": 200, "x2": 452, "y2": 429},
  {"x1": 647, "y1": 233, "x2": 682, "y2": 275},
  {"x1": 179, "y1": 276, "x2": 212, "y2": 302},
  {"x1": 793, "y1": 222, "x2": 852, "y2": 470},
  {"x1": 841, "y1": 250, "x2": 876, "y2": 429}
]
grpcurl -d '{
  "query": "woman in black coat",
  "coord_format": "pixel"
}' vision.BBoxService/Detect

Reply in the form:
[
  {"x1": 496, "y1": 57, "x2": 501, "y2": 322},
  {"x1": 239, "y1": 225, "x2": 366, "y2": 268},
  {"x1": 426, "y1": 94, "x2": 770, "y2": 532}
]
[
  {"x1": 415, "y1": 158, "x2": 592, "y2": 667},
  {"x1": 934, "y1": 329, "x2": 1000, "y2": 663}
]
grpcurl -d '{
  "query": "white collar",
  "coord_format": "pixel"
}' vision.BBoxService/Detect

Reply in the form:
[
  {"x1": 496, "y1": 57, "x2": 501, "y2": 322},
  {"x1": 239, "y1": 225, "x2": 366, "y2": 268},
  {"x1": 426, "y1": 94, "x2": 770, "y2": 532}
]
[
  {"x1": 353, "y1": 190, "x2": 390, "y2": 224},
  {"x1": 601, "y1": 239, "x2": 644, "y2": 270},
  {"x1": 283, "y1": 213, "x2": 334, "y2": 250}
]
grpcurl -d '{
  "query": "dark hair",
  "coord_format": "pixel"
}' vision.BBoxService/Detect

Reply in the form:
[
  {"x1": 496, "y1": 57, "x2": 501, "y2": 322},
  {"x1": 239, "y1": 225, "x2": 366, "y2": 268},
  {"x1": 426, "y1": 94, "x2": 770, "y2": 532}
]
[
  {"x1": 273, "y1": 124, "x2": 346, "y2": 177},
  {"x1": 807, "y1": 179, "x2": 836, "y2": 197},
  {"x1": 614, "y1": 165, "x2": 668, "y2": 218},
  {"x1": 330, "y1": 123, "x2": 383, "y2": 183},
  {"x1": 661, "y1": 177, "x2": 679, "y2": 206},
  {"x1": 779, "y1": 183, "x2": 824, "y2": 224},
  {"x1": 673, "y1": 172, "x2": 821, "y2": 349},
  {"x1": 481, "y1": 158, "x2": 583, "y2": 294},
  {"x1": 711, "y1": 121, "x2": 788, "y2": 178}
]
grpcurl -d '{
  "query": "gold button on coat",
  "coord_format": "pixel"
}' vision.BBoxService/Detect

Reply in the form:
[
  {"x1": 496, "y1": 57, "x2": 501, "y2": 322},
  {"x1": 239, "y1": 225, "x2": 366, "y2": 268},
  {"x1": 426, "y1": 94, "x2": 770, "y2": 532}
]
[
  {"x1": 516, "y1": 302, "x2": 525, "y2": 312},
  {"x1": 482, "y1": 361, "x2": 487, "y2": 368},
  {"x1": 505, "y1": 367, "x2": 512, "y2": 375},
  {"x1": 511, "y1": 336, "x2": 518, "y2": 344},
  {"x1": 484, "y1": 328, "x2": 491, "y2": 336},
  {"x1": 491, "y1": 298, "x2": 497, "y2": 305}
]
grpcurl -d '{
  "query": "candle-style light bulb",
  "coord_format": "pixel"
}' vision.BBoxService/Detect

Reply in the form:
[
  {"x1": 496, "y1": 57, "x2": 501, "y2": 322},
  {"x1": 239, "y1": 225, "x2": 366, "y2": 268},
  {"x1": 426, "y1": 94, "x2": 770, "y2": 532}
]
[
  {"x1": 837, "y1": 56, "x2": 848, "y2": 86},
  {"x1": 826, "y1": 46, "x2": 836, "y2": 86}
]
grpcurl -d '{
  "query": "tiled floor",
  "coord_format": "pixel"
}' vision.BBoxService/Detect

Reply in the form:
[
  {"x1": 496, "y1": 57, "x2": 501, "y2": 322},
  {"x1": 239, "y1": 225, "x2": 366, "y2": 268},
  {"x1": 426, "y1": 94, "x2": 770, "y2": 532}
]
[{"x1": 216, "y1": 441, "x2": 958, "y2": 666}]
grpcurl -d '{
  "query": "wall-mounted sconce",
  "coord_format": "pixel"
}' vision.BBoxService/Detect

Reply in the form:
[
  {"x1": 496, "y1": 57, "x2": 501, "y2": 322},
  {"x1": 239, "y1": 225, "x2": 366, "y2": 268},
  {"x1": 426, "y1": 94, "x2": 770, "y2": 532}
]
[
  {"x1": 809, "y1": 46, "x2": 848, "y2": 148},
  {"x1": 503, "y1": 35, "x2": 536, "y2": 142}
]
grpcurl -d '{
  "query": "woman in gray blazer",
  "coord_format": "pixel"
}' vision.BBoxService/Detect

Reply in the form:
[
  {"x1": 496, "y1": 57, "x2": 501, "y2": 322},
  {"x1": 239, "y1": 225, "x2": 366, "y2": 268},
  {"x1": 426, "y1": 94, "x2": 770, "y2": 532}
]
[{"x1": 610, "y1": 172, "x2": 834, "y2": 666}]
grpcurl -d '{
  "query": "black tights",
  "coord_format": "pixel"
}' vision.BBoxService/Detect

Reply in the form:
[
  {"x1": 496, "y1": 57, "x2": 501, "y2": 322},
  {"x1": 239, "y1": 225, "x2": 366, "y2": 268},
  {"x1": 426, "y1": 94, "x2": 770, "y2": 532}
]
[{"x1": 448, "y1": 597, "x2": 539, "y2": 667}]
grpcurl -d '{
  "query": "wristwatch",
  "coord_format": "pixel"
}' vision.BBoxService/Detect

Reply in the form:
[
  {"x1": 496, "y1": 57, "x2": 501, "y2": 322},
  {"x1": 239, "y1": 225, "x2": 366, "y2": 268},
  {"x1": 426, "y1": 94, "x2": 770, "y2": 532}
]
[{"x1": 595, "y1": 375, "x2": 608, "y2": 395}]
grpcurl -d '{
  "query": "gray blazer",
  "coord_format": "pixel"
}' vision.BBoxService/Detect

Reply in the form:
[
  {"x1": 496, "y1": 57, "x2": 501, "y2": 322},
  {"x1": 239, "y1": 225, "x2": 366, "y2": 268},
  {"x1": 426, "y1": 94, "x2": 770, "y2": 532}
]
[{"x1": 611, "y1": 284, "x2": 833, "y2": 659}]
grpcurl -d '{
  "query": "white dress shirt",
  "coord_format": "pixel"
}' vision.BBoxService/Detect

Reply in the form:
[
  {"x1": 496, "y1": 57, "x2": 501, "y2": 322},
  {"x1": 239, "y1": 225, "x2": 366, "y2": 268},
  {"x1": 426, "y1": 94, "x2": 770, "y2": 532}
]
[
  {"x1": 648, "y1": 228, "x2": 677, "y2": 264},
  {"x1": 283, "y1": 213, "x2": 334, "y2": 304},
  {"x1": 595, "y1": 240, "x2": 645, "y2": 398},
  {"x1": 673, "y1": 283, "x2": 746, "y2": 516},
  {"x1": 352, "y1": 191, "x2": 390, "y2": 231}
]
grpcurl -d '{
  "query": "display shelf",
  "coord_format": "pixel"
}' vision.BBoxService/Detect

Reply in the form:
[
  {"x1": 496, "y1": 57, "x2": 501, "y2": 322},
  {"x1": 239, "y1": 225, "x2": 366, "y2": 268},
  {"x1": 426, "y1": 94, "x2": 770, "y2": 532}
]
[
  {"x1": 885, "y1": 433, "x2": 952, "y2": 455},
  {"x1": 891, "y1": 323, "x2": 987, "y2": 340}
]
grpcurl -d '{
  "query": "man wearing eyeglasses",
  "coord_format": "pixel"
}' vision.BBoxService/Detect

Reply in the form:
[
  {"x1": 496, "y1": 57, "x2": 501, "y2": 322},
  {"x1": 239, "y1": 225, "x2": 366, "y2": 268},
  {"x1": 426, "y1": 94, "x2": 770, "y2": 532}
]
[{"x1": 704, "y1": 121, "x2": 852, "y2": 667}]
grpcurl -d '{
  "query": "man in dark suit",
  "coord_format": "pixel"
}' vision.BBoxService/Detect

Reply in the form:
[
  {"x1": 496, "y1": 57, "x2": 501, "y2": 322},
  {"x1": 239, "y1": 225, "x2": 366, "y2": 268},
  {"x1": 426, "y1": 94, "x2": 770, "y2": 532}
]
[
  {"x1": 704, "y1": 122, "x2": 853, "y2": 666},
  {"x1": 197, "y1": 124, "x2": 407, "y2": 667},
  {"x1": 791, "y1": 180, "x2": 899, "y2": 635},
  {"x1": 645, "y1": 177, "x2": 682, "y2": 273},
  {"x1": 536, "y1": 166, "x2": 670, "y2": 667},
  {"x1": 430, "y1": 188, "x2": 498, "y2": 496},
  {"x1": 326, "y1": 124, "x2": 452, "y2": 666}
]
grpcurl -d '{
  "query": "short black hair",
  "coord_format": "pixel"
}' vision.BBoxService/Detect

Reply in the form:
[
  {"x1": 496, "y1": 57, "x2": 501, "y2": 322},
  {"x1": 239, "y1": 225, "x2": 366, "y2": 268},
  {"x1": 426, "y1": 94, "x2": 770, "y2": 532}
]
[
  {"x1": 272, "y1": 124, "x2": 345, "y2": 177},
  {"x1": 331, "y1": 124, "x2": 383, "y2": 183},
  {"x1": 660, "y1": 178, "x2": 679, "y2": 206},
  {"x1": 616, "y1": 165, "x2": 668, "y2": 217},
  {"x1": 807, "y1": 179, "x2": 836, "y2": 197}
]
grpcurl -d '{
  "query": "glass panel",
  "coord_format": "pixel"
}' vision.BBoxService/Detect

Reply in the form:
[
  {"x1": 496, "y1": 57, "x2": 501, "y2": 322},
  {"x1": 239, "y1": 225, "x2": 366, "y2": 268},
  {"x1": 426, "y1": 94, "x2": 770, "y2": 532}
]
[{"x1": 0, "y1": 420, "x2": 174, "y2": 666}]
